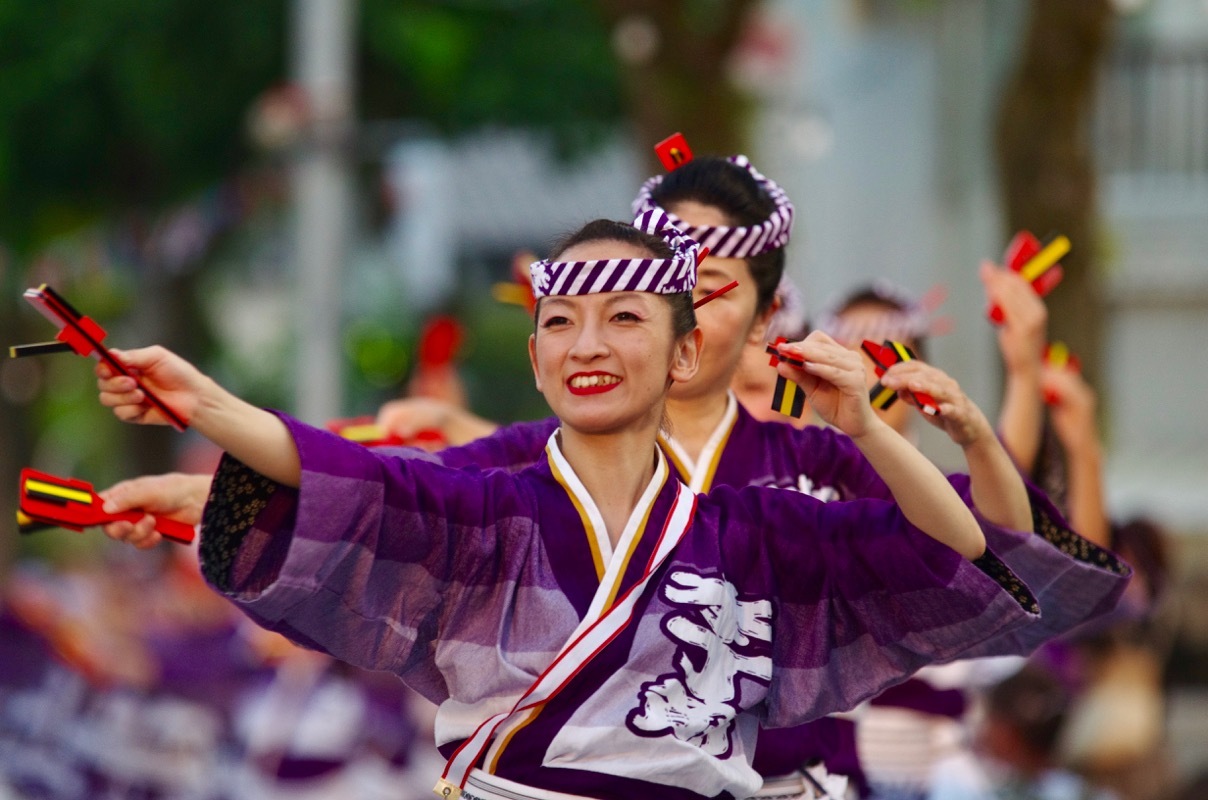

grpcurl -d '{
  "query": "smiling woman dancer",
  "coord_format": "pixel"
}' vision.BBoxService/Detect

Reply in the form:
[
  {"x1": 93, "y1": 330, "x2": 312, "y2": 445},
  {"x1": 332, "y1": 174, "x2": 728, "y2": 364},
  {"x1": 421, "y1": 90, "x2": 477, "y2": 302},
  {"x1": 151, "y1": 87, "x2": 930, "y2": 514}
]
[
  {"x1": 375, "y1": 157, "x2": 1124, "y2": 800},
  {"x1": 100, "y1": 156, "x2": 1130, "y2": 800},
  {"x1": 96, "y1": 214, "x2": 1040, "y2": 800}
]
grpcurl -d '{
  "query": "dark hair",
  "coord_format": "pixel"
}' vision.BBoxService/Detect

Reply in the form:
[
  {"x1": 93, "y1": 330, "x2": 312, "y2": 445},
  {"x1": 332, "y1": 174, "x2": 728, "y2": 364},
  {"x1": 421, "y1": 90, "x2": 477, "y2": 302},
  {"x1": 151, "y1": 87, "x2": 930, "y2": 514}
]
[
  {"x1": 985, "y1": 663, "x2": 1069, "y2": 757},
  {"x1": 1110, "y1": 517, "x2": 1170, "y2": 603},
  {"x1": 835, "y1": 286, "x2": 897, "y2": 313},
  {"x1": 537, "y1": 218, "x2": 696, "y2": 338},
  {"x1": 832, "y1": 285, "x2": 929, "y2": 359},
  {"x1": 650, "y1": 157, "x2": 786, "y2": 316}
]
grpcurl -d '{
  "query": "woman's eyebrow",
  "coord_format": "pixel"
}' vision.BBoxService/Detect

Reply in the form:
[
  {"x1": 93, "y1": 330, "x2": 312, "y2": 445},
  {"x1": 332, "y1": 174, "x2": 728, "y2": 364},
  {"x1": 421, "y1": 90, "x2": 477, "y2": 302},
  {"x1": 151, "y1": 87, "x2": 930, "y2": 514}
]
[{"x1": 602, "y1": 292, "x2": 650, "y2": 309}]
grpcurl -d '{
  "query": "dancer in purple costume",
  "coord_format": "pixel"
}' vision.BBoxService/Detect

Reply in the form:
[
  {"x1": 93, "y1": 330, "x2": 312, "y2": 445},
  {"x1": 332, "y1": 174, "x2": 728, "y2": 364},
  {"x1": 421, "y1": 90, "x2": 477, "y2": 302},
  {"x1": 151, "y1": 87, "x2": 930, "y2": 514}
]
[
  {"x1": 96, "y1": 216, "x2": 1041, "y2": 800},
  {"x1": 102, "y1": 157, "x2": 1129, "y2": 800},
  {"x1": 390, "y1": 158, "x2": 1128, "y2": 799}
]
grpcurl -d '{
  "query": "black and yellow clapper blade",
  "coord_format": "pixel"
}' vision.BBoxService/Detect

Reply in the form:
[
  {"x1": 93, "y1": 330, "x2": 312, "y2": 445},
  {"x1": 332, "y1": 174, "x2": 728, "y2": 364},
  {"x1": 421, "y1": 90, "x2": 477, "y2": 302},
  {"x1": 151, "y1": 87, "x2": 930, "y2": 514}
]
[{"x1": 765, "y1": 337, "x2": 807, "y2": 419}]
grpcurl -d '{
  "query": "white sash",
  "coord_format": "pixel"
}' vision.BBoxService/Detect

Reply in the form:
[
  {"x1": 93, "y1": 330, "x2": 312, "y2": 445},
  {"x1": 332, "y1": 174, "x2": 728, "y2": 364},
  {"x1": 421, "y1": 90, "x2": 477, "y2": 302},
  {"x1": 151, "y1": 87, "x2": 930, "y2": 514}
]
[{"x1": 434, "y1": 480, "x2": 697, "y2": 799}]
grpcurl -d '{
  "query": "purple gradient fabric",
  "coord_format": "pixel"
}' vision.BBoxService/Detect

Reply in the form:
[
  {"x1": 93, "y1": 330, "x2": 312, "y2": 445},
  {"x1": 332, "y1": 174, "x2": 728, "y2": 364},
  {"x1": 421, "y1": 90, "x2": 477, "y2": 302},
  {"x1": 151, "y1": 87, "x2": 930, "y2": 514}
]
[
  {"x1": 375, "y1": 402, "x2": 1130, "y2": 791},
  {"x1": 198, "y1": 415, "x2": 1038, "y2": 799}
]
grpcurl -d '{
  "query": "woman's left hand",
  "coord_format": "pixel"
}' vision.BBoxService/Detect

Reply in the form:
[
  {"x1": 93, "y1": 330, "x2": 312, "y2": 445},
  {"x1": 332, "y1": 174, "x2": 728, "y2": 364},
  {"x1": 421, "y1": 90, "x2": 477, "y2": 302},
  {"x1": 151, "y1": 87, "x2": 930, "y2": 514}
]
[
  {"x1": 774, "y1": 331, "x2": 878, "y2": 439},
  {"x1": 879, "y1": 360, "x2": 994, "y2": 448},
  {"x1": 96, "y1": 346, "x2": 208, "y2": 427}
]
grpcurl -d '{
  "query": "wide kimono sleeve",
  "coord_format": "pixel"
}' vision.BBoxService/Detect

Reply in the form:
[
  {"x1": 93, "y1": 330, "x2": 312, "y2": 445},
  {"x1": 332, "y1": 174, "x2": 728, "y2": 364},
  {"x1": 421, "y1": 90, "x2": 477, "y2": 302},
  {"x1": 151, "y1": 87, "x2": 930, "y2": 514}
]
[
  {"x1": 787, "y1": 427, "x2": 1132, "y2": 656},
  {"x1": 783, "y1": 425, "x2": 898, "y2": 499},
  {"x1": 944, "y1": 473, "x2": 1131, "y2": 656},
  {"x1": 712, "y1": 486, "x2": 1040, "y2": 728},
  {"x1": 197, "y1": 412, "x2": 534, "y2": 688},
  {"x1": 434, "y1": 417, "x2": 560, "y2": 472}
]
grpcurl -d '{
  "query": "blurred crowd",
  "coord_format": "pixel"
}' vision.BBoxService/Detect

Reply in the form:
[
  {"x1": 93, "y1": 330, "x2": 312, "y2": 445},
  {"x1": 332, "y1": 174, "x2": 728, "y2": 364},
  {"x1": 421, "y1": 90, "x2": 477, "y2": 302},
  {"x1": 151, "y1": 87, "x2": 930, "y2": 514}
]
[{"x1": 0, "y1": 524, "x2": 442, "y2": 800}]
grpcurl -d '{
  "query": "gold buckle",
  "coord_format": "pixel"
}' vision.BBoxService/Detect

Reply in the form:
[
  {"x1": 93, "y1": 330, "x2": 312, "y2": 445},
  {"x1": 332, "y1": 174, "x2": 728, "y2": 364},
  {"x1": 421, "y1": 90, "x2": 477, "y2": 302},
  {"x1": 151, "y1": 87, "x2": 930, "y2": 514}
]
[{"x1": 433, "y1": 778, "x2": 462, "y2": 799}]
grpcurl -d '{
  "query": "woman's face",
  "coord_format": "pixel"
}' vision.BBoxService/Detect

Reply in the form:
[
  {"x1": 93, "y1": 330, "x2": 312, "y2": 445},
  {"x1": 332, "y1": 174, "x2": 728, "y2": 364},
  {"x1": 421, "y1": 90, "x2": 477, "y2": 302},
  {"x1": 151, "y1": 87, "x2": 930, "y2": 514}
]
[
  {"x1": 528, "y1": 240, "x2": 701, "y2": 435},
  {"x1": 664, "y1": 200, "x2": 772, "y2": 402}
]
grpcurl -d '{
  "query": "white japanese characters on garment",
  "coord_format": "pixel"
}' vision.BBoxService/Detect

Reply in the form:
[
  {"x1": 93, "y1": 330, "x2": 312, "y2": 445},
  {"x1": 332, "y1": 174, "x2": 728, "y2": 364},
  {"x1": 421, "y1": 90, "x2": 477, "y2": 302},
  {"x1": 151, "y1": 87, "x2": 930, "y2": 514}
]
[
  {"x1": 629, "y1": 571, "x2": 773, "y2": 757},
  {"x1": 791, "y1": 474, "x2": 840, "y2": 503}
]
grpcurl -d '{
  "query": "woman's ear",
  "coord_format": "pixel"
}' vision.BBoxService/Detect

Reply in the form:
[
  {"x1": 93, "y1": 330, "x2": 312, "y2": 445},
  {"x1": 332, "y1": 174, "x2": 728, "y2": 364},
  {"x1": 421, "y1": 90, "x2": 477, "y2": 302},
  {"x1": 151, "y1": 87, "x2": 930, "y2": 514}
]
[
  {"x1": 747, "y1": 297, "x2": 780, "y2": 346},
  {"x1": 669, "y1": 327, "x2": 704, "y2": 386},
  {"x1": 528, "y1": 333, "x2": 543, "y2": 392}
]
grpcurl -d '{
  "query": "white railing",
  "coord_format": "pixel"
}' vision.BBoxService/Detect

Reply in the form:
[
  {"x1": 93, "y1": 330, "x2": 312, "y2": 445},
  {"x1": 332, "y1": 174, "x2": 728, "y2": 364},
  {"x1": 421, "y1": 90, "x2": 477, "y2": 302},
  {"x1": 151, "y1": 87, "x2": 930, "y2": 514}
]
[{"x1": 1095, "y1": 42, "x2": 1208, "y2": 179}]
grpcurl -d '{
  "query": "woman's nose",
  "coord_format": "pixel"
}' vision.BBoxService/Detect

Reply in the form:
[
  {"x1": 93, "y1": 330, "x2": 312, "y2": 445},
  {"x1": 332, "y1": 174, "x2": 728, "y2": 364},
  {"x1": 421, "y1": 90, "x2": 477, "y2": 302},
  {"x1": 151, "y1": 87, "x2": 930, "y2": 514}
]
[{"x1": 568, "y1": 319, "x2": 609, "y2": 361}]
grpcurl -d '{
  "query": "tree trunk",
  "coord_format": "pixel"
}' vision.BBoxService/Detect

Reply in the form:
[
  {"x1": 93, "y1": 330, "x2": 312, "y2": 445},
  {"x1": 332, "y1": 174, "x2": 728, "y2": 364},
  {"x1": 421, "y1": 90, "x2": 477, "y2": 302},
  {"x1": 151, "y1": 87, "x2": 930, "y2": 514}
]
[
  {"x1": 0, "y1": 273, "x2": 35, "y2": 580},
  {"x1": 994, "y1": 0, "x2": 1114, "y2": 390},
  {"x1": 596, "y1": 0, "x2": 759, "y2": 172}
]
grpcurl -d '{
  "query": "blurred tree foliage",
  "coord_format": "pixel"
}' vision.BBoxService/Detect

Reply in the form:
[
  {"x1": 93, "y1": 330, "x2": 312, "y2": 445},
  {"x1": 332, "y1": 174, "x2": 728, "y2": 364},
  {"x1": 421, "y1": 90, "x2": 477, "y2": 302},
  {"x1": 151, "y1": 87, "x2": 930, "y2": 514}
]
[
  {"x1": 596, "y1": 0, "x2": 759, "y2": 172},
  {"x1": 361, "y1": 0, "x2": 762, "y2": 170},
  {"x1": 0, "y1": 0, "x2": 618, "y2": 571},
  {"x1": 360, "y1": 0, "x2": 623, "y2": 160},
  {"x1": 1, "y1": 1, "x2": 769, "y2": 255},
  {"x1": 0, "y1": 1, "x2": 632, "y2": 256},
  {"x1": 0, "y1": 2, "x2": 288, "y2": 254}
]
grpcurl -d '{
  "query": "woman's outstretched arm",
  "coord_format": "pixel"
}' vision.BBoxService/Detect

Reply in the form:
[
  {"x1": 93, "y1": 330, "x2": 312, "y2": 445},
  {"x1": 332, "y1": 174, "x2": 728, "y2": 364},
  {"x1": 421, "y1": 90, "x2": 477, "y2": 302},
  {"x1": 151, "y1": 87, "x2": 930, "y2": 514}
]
[
  {"x1": 1042, "y1": 365, "x2": 1111, "y2": 547},
  {"x1": 981, "y1": 261, "x2": 1048, "y2": 474},
  {"x1": 97, "y1": 346, "x2": 301, "y2": 488}
]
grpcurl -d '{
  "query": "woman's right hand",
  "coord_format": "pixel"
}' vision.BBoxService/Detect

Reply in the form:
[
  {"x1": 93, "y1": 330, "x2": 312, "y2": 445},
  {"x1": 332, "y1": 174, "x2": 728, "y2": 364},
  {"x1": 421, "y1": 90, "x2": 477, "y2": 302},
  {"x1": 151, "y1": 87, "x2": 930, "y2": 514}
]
[
  {"x1": 774, "y1": 331, "x2": 879, "y2": 440},
  {"x1": 98, "y1": 473, "x2": 212, "y2": 549},
  {"x1": 96, "y1": 346, "x2": 210, "y2": 427}
]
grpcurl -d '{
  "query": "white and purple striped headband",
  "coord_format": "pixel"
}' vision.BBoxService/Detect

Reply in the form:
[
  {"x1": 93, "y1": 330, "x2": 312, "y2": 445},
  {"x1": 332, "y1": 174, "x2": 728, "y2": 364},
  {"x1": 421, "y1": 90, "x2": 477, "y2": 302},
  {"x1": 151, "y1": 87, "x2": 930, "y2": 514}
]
[
  {"x1": 631, "y1": 154, "x2": 795, "y2": 259},
  {"x1": 528, "y1": 209, "x2": 700, "y2": 299}
]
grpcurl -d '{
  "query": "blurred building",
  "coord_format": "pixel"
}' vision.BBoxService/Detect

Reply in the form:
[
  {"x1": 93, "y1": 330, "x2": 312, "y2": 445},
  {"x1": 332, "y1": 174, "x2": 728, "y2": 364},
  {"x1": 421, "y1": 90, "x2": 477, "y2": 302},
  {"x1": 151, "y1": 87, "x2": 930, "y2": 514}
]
[
  {"x1": 382, "y1": 131, "x2": 643, "y2": 308},
  {"x1": 1094, "y1": 2, "x2": 1208, "y2": 532},
  {"x1": 380, "y1": 1, "x2": 1208, "y2": 541},
  {"x1": 746, "y1": 0, "x2": 1208, "y2": 539}
]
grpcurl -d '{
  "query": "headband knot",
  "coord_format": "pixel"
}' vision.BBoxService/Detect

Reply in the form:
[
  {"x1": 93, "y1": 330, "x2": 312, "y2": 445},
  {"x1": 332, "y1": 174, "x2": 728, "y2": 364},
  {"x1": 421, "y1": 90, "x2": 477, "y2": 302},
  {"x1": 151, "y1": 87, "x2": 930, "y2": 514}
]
[
  {"x1": 632, "y1": 155, "x2": 795, "y2": 259},
  {"x1": 528, "y1": 210, "x2": 700, "y2": 299}
]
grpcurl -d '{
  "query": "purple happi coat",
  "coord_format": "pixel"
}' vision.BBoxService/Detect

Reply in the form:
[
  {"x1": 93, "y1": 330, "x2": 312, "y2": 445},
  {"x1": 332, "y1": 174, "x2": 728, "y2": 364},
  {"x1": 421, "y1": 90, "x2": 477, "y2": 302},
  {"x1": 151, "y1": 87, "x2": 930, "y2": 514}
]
[
  {"x1": 411, "y1": 395, "x2": 1132, "y2": 790},
  {"x1": 655, "y1": 396, "x2": 1131, "y2": 655},
  {"x1": 199, "y1": 413, "x2": 1038, "y2": 800},
  {"x1": 662, "y1": 395, "x2": 1129, "y2": 787}
]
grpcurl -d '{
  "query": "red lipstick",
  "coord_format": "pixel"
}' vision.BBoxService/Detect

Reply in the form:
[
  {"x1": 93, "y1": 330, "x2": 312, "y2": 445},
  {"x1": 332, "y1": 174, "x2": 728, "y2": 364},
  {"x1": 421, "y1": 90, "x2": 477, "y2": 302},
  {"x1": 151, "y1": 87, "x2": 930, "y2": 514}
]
[{"x1": 567, "y1": 372, "x2": 622, "y2": 396}]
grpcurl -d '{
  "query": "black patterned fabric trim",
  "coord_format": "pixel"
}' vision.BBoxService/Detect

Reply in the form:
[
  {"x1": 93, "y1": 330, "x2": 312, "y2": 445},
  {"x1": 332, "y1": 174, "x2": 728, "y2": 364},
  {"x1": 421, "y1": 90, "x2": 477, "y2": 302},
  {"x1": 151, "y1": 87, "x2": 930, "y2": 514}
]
[
  {"x1": 973, "y1": 549, "x2": 1040, "y2": 615},
  {"x1": 1030, "y1": 420, "x2": 1069, "y2": 516},
  {"x1": 199, "y1": 454, "x2": 278, "y2": 591},
  {"x1": 1032, "y1": 498, "x2": 1130, "y2": 576}
]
